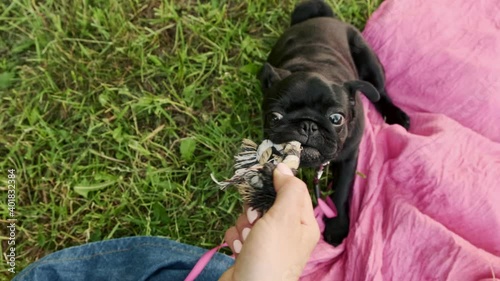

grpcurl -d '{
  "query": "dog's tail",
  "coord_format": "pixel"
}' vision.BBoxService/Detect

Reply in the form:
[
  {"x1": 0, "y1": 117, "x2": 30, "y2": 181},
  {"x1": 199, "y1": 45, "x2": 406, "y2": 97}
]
[{"x1": 291, "y1": 0, "x2": 336, "y2": 26}]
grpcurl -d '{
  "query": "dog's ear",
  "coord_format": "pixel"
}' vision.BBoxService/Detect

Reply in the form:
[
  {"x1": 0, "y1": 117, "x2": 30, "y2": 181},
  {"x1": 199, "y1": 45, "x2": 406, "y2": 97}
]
[
  {"x1": 258, "y1": 63, "x2": 291, "y2": 89},
  {"x1": 343, "y1": 80, "x2": 380, "y2": 102}
]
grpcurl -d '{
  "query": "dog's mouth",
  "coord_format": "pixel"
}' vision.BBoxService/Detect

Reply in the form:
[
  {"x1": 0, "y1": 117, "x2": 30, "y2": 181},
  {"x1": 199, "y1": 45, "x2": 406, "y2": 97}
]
[
  {"x1": 299, "y1": 145, "x2": 326, "y2": 167},
  {"x1": 265, "y1": 131, "x2": 338, "y2": 167}
]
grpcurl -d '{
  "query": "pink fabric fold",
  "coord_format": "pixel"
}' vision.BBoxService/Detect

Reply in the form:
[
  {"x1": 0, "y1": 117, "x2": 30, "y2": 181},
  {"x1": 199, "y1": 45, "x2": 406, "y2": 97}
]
[{"x1": 301, "y1": 0, "x2": 500, "y2": 280}]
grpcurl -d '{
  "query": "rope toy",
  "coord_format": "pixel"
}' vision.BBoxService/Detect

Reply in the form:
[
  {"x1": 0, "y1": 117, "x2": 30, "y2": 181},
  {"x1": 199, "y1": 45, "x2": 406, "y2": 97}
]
[{"x1": 211, "y1": 139, "x2": 301, "y2": 213}]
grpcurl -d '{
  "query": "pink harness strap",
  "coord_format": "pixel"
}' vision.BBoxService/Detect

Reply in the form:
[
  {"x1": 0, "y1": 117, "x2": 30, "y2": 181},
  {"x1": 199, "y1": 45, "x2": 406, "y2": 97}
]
[{"x1": 317, "y1": 196, "x2": 336, "y2": 218}]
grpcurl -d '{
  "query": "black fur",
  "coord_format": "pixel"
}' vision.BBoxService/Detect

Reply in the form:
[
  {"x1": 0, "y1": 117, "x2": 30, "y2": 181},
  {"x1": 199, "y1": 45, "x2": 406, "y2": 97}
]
[
  {"x1": 291, "y1": 0, "x2": 336, "y2": 26},
  {"x1": 260, "y1": 0, "x2": 409, "y2": 246}
]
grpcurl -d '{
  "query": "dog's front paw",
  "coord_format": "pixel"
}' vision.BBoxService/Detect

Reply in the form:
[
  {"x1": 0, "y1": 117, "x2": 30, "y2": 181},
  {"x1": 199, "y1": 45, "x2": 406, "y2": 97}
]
[
  {"x1": 323, "y1": 214, "x2": 350, "y2": 246},
  {"x1": 384, "y1": 105, "x2": 410, "y2": 130}
]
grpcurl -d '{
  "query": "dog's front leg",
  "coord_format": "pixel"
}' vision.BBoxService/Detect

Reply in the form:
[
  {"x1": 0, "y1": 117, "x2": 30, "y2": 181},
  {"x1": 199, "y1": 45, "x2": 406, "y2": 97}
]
[{"x1": 323, "y1": 152, "x2": 358, "y2": 246}]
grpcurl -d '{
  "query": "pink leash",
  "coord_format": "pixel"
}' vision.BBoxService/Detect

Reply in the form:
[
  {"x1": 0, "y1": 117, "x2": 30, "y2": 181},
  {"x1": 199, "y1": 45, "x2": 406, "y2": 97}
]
[{"x1": 184, "y1": 242, "x2": 229, "y2": 281}]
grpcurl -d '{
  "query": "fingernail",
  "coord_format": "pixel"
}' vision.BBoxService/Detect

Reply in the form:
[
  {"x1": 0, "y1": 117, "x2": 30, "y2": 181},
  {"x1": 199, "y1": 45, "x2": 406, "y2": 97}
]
[
  {"x1": 242, "y1": 227, "x2": 251, "y2": 241},
  {"x1": 276, "y1": 163, "x2": 294, "y2": 176},
  {"x1": 233, "y1": 240, "x2": 242, "y2": 254},
  {"x1": 247, "y1": 208, "x2": 258, "y2": 224}
]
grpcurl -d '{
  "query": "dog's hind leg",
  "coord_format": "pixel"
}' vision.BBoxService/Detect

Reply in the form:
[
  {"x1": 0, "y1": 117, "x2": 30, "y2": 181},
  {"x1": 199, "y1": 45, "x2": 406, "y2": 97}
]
[
  {"x1": 347, "y1": 28, "x2": 410, "y2": 130},
  {"x1": 291, "y1": 0, "x2": 336, "y2": 26}
]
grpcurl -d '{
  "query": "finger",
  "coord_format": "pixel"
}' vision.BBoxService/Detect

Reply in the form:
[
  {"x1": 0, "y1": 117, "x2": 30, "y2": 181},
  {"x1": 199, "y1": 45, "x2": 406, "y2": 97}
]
[
  {"x1": 234, "y1": 213, "x2": 253, "y2": 242},
  {"x1": 246, "y1": 207, "x2": 260, "y2": 225},
  {"x1": 273, "y1": 163, "x2": 299, "y2": 193},
  {"x1": 242, "y1": 204, "x2": 260, "y2": 225},
  {"x1": 224, "y1": 226, "x2": 242, "y2": 256},
  {"x1": 270, "y1": 163, "x2": 309, "y2": 219},
  {"x1": 272, "y1": 163, "x2": 318, "y2": 226}
]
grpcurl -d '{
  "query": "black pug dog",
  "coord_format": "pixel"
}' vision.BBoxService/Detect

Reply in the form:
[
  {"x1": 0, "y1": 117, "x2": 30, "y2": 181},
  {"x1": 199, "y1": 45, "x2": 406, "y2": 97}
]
[{"x1": 259, "y1": 0, "x2": 410, "y2": 246}]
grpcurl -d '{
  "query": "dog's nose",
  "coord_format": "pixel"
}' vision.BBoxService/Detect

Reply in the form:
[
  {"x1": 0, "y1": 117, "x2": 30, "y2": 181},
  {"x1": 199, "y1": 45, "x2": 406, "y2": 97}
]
[{"x1": 299, "y1": 121, "x2": 318, "y2": 136}]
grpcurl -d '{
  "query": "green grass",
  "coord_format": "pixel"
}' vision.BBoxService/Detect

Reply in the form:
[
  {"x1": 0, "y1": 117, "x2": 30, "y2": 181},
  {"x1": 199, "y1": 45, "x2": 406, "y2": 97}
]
[{"x1": 0, "y1": 0, "x2": 381, "y2": 278}]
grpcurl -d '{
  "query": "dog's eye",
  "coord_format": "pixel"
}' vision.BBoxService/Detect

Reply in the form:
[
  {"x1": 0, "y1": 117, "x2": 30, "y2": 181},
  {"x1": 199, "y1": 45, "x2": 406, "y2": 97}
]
[
  {"x1": 268, "y1": 112, "x2": 283, "y2": 125},
  {"x1": 329, "y1": 113, "x2": 344, "y2": 126}
]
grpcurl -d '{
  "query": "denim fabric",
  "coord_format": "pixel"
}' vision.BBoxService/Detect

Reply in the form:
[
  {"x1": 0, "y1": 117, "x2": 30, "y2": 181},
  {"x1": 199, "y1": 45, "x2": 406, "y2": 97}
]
[{"x1": 14, "y1": 237, "x2": 234, "y2": 281}]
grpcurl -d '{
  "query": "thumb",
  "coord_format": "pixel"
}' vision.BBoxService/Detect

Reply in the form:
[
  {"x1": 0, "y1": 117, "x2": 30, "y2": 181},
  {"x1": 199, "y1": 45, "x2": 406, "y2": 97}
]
[
  {"x1": 272, "y1": 163, "x2": 317, "y2": 227},
  {"x1": 273, "y1": 163, "x2": 297, "y2": 189},
  {"x1": 270, "y1": 163, "x2": 308, "y2": 216}
]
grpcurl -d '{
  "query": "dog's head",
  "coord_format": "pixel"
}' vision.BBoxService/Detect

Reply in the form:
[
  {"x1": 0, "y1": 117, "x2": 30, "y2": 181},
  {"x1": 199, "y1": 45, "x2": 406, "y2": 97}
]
[{"x1": 259, "y1": 63, "x2": 380, "y2": 167}]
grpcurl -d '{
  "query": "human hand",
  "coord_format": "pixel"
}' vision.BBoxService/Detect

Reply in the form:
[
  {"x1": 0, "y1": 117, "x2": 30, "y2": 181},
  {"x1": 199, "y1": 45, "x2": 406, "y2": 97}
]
[{"x1": 219, "y1": 163, "x2": 320, "y2": 281}]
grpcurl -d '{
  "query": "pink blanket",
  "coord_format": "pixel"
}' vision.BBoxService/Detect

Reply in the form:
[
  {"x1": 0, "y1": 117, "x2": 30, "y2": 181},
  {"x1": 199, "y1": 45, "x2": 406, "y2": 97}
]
[{"x1": 301, "y1": 0, "x2": 500, "y2": 280}]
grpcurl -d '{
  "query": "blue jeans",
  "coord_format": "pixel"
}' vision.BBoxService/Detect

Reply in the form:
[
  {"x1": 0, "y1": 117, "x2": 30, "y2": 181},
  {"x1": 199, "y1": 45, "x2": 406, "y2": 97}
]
[{"x1": 14, "y1": 237, "x2": 234, "y2": 281}]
